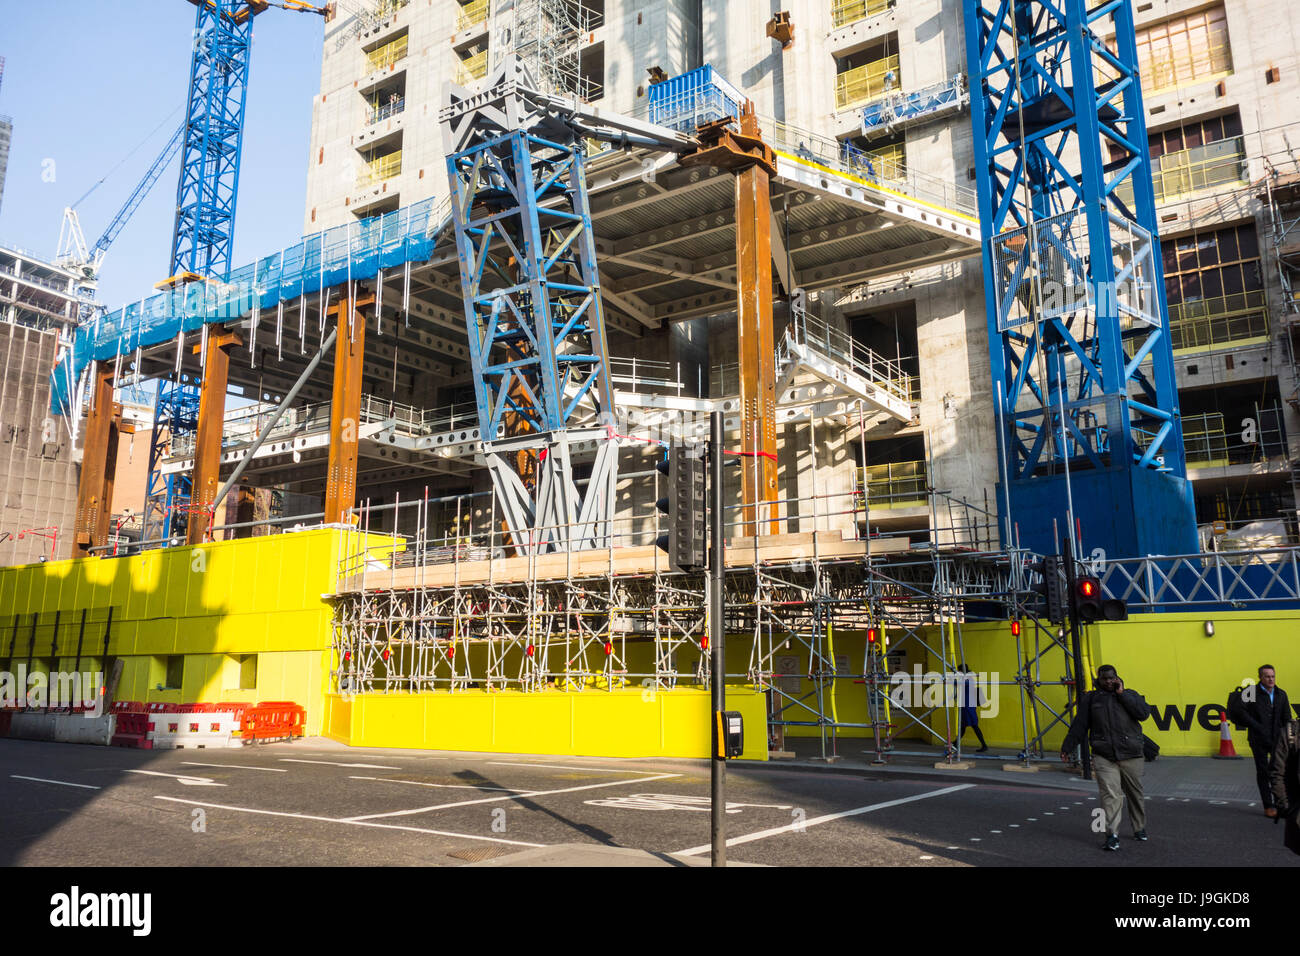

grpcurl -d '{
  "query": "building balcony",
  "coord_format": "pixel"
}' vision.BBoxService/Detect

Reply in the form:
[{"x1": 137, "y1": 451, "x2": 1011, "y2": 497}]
[
  {"x1": 1168, "y1": 290, "x2": 1268, "y2": 354},
  {"x1": 456, "y1": 50, "x2": 488, "y2": 85},
  {"x1": 456, "y1": 0, "x2": 489, "y2": 32},
  {"x1": 834, "y1": 54, "x2": 900, "y2": 112},
  {"x1": 831, "y1": 0, "x2": 894, "y2": 29},
  {"x1": 365, "y1": 34, "x2": 408, "y2": 73},
  {"x1": 366, "y1": 95, "x2": 406, "y2": 126},
  {"x1": 357, "y1": 150, "x2": 402, "y2": 188},
  {"x1": 1114, "y1": 135, "x2": 1247, "y2": 208},
  {"x1": 1183, "y1": 408, "x2": 1289, "y2": 472}
]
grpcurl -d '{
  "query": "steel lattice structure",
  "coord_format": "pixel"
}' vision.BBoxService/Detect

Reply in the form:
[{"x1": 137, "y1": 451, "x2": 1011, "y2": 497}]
[
  {"x1": 443, "y1": 57, "x2": 619, "y2": 553},
  {"x1": 965, "y1": 0, "x2": 1196, "y2": 558}
]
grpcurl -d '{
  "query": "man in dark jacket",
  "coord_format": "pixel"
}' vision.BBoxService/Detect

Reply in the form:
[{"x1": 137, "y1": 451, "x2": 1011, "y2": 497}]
[
  {"x1": 1061, "y1": 664, "x2": 1152, "y2": 851},
  {"x1": 1270, "y1": 716, "x2": 1300, "y2": 855},
  {"x1": 1243, "y1": 665, "x2": 1291, "y2": 818}
]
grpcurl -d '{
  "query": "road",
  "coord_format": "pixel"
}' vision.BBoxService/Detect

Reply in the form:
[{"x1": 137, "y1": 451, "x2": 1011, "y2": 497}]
[{"x1": 0, "y1": 738, "x2": 1294, "y2": 867}]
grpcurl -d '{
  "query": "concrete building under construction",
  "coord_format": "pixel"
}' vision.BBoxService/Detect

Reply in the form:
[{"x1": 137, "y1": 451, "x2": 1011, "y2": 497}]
[{"x1": 3, "y1": 0, "x2": 1299, "y2": 762}]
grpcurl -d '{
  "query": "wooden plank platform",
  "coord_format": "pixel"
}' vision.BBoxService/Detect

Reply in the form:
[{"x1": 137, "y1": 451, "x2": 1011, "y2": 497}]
[{"x1": 336, "y1": 530, "x2": 911, "y2": 593}]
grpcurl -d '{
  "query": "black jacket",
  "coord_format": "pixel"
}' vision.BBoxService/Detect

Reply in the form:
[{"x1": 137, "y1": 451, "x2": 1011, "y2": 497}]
[
  {"x1": 1062, "y1": 688, "x2": 1151, "y2": 762},
  {"x1": 1244, "y1": 685, "x2": 1291, "y2": 751}
]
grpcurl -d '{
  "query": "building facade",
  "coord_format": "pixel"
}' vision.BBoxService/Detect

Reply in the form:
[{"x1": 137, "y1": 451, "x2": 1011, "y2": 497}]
[{"x1": 0, "y1": 242, "x2": 82, "y2": 564}]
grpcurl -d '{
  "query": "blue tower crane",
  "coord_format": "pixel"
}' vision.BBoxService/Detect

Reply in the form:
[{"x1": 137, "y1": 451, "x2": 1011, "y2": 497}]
[
  {"x1": 143, "y1": 0, "x2": 331, "y2": 543},
  {"x1": 964, "y1": 0, "x2": 1197, "y2": 559}
]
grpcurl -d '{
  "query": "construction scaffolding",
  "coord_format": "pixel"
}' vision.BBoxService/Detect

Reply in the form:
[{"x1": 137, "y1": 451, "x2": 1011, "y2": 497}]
[{"x1": 325, "y1": 433, "x2": 1095, "y2": 765}]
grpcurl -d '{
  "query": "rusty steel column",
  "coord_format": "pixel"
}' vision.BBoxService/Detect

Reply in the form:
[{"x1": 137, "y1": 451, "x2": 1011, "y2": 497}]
[
  {"x1": 73, "y1": 366, "x2": 118, "y2": 557},
  {"x1": 681, "y1": 103, "x2": 781, "y2": 535},
  {"x1": 324, "y1": 291, "x2": 372, "y2": 525},
  {"x1": 187, "y1": 332, "x2": 242, "y2": 545},
  {"x1": 733, "y1": 108, "x2": 780, "y2": 535},
  {"x1": 96, "y1": 413, "x2": 123, "y2": 549}
]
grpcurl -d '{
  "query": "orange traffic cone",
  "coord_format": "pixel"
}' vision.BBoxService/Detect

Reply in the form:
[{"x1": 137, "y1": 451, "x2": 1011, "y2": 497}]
[{"x1": 1212, "y1": 711, "x2": 1241, "y2": 760}]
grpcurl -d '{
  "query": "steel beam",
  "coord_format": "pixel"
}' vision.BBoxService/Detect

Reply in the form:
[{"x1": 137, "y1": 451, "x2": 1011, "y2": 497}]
[
  {"x1": 324, "y1": 291, "x2": 372, "y2": 524},
  {"x1": 73, "y1": 366, "x2": 117, "y2": 557},
  {"x1": 188, "y1": 331, "x2": 242, "y2": 544}
]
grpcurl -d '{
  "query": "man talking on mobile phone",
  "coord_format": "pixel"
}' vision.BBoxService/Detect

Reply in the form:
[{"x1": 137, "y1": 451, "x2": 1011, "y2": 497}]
[{"x1": 1061, "y1": 664, "x2": 1152, "y2": 852}]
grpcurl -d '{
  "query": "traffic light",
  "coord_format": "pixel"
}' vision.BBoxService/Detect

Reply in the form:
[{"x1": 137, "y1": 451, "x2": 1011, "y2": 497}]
[
  {"x1": 1072, "y1": 574, "x2": 1128, "y2": 622},
  {"x1": 1073, "y1": 575, "x2": 1102, "y2": 622},
  {"x1": 1029, "y1": 555, "x2": 1066, "y2": 624},
  {"x1": 656, "y1": 445, "x2": 706, "y2": 571}
]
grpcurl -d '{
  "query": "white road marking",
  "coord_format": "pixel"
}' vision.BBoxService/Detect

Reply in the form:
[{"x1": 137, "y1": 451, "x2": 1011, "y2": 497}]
[
  {"x1": 485, "y1": 761, "x2": 665, "y2": 775},
  {"x1": 989, "y1": 829, "x2": 1002, "y2": 834},
  {"x1": 969, "y1": 837, "x2": 981, "y2": 842},
  {"x1": 343, "y1": 772, "x2": 682, "y2": 821},
  {"x1": 153, "y1": 797, "x2": 545, "y2": 848},
  {"x1": 350, "y1": 775, "x2": 521, "y2": 793},
  {"x1": 11, "y1": 775, "x2": 100, "y2": 790},
  {"x1": 280, "y1": 759, "x2": 398, "y2": 769},
  {"x1": 181, "y1": 762, "x2": 288, "y2": 773},
  {"x1": 124, "y1": 770, "x2": 225, "y2": 787},
  {"x1": 582, "y1": 793, "x2": 792, "y2": 813},
  {"x1": 675, "y1": 784, "x2": 975, "y2": 857},
  {"x1": 919, "y1": 855, "x2": 934, "y2": 860}
]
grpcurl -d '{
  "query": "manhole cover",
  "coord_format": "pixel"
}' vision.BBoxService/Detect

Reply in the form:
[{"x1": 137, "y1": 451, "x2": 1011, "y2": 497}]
[{"x1": 447, "y1": 845, "x2": 516, "y2": 863}]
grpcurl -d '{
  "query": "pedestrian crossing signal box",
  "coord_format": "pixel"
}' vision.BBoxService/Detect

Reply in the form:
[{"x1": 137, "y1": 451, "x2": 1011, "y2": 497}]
[{"x1": 717, "y1": 710, "x2": 744, "y2": 759}]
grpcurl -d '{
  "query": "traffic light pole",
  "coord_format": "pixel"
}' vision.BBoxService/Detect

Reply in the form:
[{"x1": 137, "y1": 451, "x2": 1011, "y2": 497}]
[
  {"x1": 710, "y1": 410, "x2": 726, "y2": 866},
  {"x1": 1062, "y1": 534, "x2": 1091, "y2": 781}
]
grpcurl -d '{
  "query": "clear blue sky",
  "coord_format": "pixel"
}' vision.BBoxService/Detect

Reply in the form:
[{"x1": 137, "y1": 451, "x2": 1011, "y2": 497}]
[{"x1": 0, "y1": 0, "x2": 325, "y2": 310}]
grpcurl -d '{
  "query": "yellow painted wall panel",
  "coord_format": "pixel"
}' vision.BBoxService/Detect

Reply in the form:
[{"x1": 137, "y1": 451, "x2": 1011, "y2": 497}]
[
  {"x1": 571, "y1": 692, "x2": 662, "y2": 756},
  {"x1": 494, "y1": 694, "x2": 573, "y2": 753},
  {"x1": 324, "y1": 694, "x2": 353, "y2": 743}
]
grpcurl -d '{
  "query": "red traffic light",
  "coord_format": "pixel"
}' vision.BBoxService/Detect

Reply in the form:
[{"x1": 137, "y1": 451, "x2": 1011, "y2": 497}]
[
  {"x1": 1010, "y1": 620, "x2": 1021, "y2": 637},
  {"x1": 1078, "y1": 578, "x2": 1097, "y2": 598},
  {"x1": 867, "y1": 627, "x2": 879, "y2": 644}
]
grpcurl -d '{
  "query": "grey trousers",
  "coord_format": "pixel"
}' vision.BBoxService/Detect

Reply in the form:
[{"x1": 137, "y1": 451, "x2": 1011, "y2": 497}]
[{"x1": 1093, "y1": 754, "x2": 1146, "y2": 835}]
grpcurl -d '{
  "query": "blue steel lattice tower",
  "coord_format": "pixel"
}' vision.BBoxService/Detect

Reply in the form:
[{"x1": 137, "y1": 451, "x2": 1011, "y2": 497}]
[
  {"x1": 442, "y1": 57, "x2": 620, "y2": 553},
  {"x1": 144, "y1": 0, "x2": 256, "y2": 542},
  {"x1": 964, "y1": 0, "x2": 1197, "y2": 558}
]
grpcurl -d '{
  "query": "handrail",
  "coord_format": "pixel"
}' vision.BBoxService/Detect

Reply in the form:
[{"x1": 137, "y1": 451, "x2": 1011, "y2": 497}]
[{"x1": 831, "y1": 0, "x2": 893, "y2": 29}]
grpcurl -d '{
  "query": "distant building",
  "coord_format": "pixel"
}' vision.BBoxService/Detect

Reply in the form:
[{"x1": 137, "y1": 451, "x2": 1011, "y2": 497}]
[{"x1": 0, "y1": 241, "x2": 81, "y2": 563}]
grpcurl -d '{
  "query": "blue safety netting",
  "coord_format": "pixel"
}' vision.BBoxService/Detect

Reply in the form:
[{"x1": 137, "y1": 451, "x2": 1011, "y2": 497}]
[{"x1": 50, "y1": 197, "x2": 446, "y2": 415}]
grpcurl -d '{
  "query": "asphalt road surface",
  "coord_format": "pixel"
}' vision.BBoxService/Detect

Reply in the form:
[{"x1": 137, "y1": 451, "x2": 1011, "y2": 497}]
[{"x1": 1, "y1": 738, "x2": 1294, "y2": 867}]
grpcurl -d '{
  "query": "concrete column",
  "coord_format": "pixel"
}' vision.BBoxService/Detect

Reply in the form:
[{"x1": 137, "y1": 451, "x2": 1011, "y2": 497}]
[{"x1": 187, "y1": 332, "x2": 242, "y2": 545}]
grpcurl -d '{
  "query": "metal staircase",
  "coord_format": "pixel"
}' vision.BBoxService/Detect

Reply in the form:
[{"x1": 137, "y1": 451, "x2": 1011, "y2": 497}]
[{"x1": 775, "y1": 306, "x2": 915, "y2": 423}]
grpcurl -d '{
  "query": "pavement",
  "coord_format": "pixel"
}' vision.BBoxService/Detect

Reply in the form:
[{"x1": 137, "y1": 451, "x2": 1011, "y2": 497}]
[
  {"x1": 765, "y1": 736, "x2": 1263, "y2": 803},
  {"x1": 1, "y1": 733, "x2": 1290, "y2": 868}
]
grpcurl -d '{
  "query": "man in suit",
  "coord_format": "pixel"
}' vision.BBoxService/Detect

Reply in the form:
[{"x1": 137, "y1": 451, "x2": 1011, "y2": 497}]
[{"x1": 1243, "y1": 665, "x2": 1291, "y2": 818}]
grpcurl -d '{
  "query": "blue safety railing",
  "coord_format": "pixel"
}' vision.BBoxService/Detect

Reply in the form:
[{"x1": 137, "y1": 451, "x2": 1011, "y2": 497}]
[
  {"x1": 647, "y1": 65, "x2": 744, "y2": 133},
  {"x1": 50, "y1": 197, "x2": 446, "y2": 416},
  {"x1": 860, "y1": 75, "x2": 968, "y2": 136}
]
